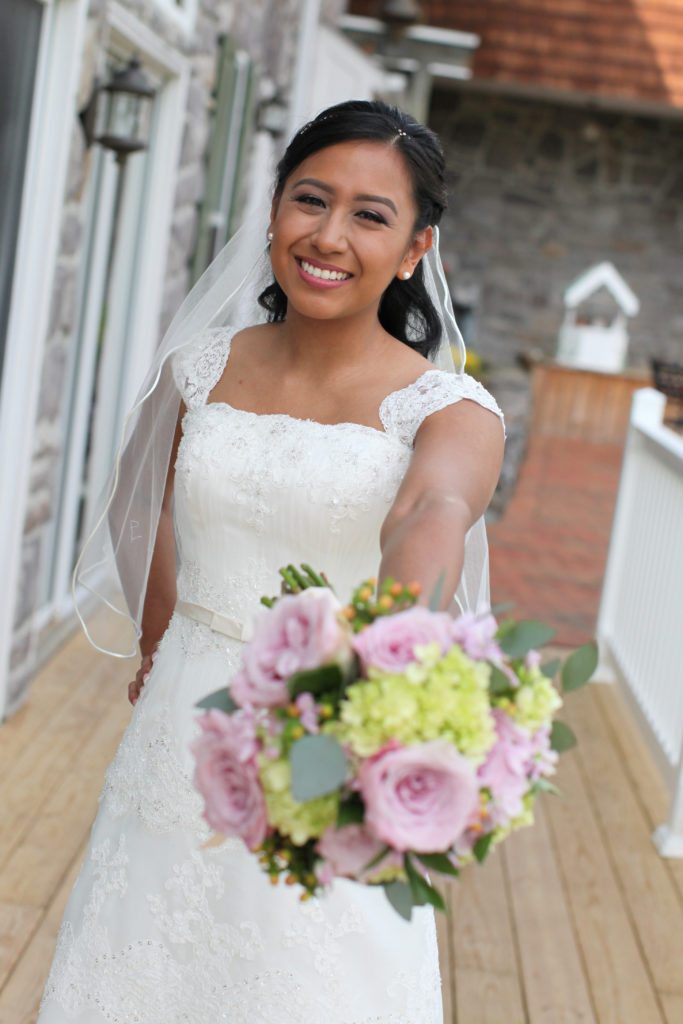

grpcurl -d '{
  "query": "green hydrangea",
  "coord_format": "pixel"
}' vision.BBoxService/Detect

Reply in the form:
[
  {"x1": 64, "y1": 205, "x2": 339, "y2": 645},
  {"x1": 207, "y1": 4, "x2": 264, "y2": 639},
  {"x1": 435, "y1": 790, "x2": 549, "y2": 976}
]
[
  {"x1": 490, "y1": 790, "x2": 536, "y2": 847},
  {"x1": 511, "y1": 666, "x2": 563, "y2": 732},
  {"x1": 328, "y1": 642, "x2": 496, "y2": 765},
  {"x1": 257, "y1": 755, "x2": 338, "y2": 846}
]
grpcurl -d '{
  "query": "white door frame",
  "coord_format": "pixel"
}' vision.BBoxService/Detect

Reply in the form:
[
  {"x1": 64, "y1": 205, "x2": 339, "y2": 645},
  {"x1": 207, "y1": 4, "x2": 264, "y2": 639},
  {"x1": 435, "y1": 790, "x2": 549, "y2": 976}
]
[
  {"x1": 49, "y1": 9, "x2": 189, "y2": 625},
  {"x1": 0, "y1": 0, "x2": 189, "y2": 718},
  {"x1": 0, "y1": 0, "x2": 89, "y2": 721}
]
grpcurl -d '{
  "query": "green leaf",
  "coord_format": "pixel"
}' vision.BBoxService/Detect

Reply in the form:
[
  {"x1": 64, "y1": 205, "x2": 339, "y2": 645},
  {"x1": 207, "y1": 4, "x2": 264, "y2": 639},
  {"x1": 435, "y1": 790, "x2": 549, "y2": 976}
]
[
  {"x1": 287, "y1": 663, "x2": 344, "y2": 700},
  {"x1": 361, "y1": 843, "x2": 392, "y2": 873},
  {"x1": 404, "y1": 854, "x2": 446, "y2": 911},
  {"x1": 428, "y1": 569, "x2": 446, "y2": 611},
  {"x1": 561, "y1": 641, "x2": 598, "y2": 692},
  {"x1": 550, "y1": 720, "x2": 577, "y2": 753},
  {"x1": 415, "y1": 852, "x2": 460, "y2": 877},
  {"x1": 195, "y1": 689, "x2": 238, "y2": 713},
  {"x1": 540, "y1": 658, "x2": 561, "y2": 679},
  {"x1": 289, "y1": 734, "x2": 348, "y2": 801},
  {"x1": 336, "y1": 793, "x2": 365, "y2": 827},
  {"x1": 532, "y1": 777, "x2": 563, "y2": 797},
  {"x1": 383, "y1": 880, "x2": 414, "y2": 921},
  {"x1": 472, "y1": 831, "x2": 495, "y2": 864},
  {"x1": 498, "y1": 620, "x2": 556, "y2": 658},
  {"x1": 488, "y1": 662, "x2": 515, "y2": 696}
]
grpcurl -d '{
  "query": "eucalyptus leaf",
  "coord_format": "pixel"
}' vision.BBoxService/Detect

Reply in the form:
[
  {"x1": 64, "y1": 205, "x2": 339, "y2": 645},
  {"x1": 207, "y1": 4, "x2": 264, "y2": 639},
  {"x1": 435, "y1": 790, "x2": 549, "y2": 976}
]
[
  {"x1": 404, "y1": 855, "x2": 446, "y2": 911},
  {"x1": 195, "y1": 689, "x2": 238, "y2": 713},
  {"x1": 428, "y1": 569, "x2": 446, "y2": 611},
  {"x1": 383, "y1": 880, "x2": 414, "y2": 921},
  {"x1": 550, "y1": 720, "x2": 577, "y2": 753},
  {"x1": 289, "y1": 734, "x2": 348, "y2": 801},
  {"x1": 561, "y1": 641, "x2": 598, "y2": 692},
  {"x1": 287, "y1": 663, "x2": 344, "y2": 700},
  {"x1": 415, "y1": 852, "x2": 460, "y2": 877},
  {"x1": 498, "y1": 620, "x2": 556, "y2": 658},
  {"x1": 540, "y1": 658, "x2": 561, "y2": 679},
  {"x1": 472, "y1": 831, "x2": 495, "y2": 864}
]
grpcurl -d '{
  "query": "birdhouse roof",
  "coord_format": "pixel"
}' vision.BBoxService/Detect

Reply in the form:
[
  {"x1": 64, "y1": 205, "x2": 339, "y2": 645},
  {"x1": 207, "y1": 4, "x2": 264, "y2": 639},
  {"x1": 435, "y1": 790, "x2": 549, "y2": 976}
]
[{"x1": 563, "y1": 262, "x2": 640, "y2": 316}]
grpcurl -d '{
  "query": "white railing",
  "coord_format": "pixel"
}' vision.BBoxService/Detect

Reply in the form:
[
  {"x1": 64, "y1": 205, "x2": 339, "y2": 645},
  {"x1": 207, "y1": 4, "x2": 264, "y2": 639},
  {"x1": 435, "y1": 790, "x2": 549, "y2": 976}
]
[{"x1": 596, "y1": 388, "x2": 683, "y2": 857}]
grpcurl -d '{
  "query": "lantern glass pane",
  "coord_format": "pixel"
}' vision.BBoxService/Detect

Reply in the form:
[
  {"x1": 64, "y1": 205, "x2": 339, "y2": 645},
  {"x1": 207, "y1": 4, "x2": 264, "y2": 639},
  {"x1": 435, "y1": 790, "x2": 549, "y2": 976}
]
[{"x1": 106, "y1": 92, "x2": 141, "y2": 141}]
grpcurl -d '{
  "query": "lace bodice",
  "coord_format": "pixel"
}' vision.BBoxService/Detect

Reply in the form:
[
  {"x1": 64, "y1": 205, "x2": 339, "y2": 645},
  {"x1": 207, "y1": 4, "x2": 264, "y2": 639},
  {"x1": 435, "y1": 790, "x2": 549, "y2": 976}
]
[{"x1": 169, "y1": 325, "x2": 504, "y2": 653}]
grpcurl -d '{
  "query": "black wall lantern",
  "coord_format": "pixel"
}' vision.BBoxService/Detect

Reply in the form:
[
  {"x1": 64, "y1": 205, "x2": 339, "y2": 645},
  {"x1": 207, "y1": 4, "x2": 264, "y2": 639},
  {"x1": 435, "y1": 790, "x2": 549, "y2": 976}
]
[{"x1": 79, "y1": 55, "x2": 157, "y2": 163}]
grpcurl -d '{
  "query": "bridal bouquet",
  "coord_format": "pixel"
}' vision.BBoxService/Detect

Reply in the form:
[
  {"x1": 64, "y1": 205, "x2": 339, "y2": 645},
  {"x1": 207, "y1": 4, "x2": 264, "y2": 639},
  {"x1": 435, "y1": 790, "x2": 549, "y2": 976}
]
[{"x1": 192, "y1": 565, "x2": 596, "y2": 920}]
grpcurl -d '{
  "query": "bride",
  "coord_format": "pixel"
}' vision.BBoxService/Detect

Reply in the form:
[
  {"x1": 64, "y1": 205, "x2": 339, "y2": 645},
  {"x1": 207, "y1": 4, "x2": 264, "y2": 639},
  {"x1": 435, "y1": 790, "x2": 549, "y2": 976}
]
[{"x1": 37, "y1": 99, "x2": 505, "y2": 1023}]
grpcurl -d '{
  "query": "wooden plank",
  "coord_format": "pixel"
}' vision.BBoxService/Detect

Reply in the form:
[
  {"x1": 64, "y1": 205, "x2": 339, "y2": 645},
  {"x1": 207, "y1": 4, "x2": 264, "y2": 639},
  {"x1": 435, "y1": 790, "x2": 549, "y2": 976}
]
[
  {"x1": 545, "y1": 724, "x2": 665, "y2": 1023},
  {"x1": 504, "y1": 796, "x2": 596, "y2": 1023},
  {"x1": 0, "y1": 903, "x2": 41, "y2": 992},
  {"x1": 564, "y1": 686, "x2": 683, "y2": 1009},
  {"x1": 435, "y1": 885, "x2": 454, "y2": 1023},
  {"x1": 0, "y1": 653, "x2": 127, "y2": 871},
  {"x1": 449, "y1": 846, "x2": 526, "y2": 1023},
  {"x1": 0, "y1": 688, "x2": 129, "y2": 908},
  {"x1": 594, "y1": 683, "x2": 683, "y2": 905},
  {"x1": 0, "y1": 838, "x2": 87, "y2": 1024}
]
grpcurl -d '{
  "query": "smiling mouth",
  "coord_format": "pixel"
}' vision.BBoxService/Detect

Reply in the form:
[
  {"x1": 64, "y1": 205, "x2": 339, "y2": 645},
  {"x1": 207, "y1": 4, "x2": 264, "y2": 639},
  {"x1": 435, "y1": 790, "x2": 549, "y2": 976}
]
[{"x1": 295, "y1": 257, "x2": 353, "y2": 282}]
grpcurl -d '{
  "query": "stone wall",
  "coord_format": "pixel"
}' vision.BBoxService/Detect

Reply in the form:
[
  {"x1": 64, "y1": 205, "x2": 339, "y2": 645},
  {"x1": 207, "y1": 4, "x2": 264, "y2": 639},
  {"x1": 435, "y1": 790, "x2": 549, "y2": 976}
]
[
  {"x1": 6, "y1": 0, "x2": 317, "y2": 713},
  {"x1": 429, "y1": 85, "x2": 683, "y2": 515}
]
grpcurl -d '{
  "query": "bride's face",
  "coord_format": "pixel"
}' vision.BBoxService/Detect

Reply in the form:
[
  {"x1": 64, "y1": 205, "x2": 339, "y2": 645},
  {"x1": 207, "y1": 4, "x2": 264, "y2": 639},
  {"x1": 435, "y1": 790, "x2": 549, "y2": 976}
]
[{"x1": 269, "y1": 140, "x2": 432, "y2": 320}]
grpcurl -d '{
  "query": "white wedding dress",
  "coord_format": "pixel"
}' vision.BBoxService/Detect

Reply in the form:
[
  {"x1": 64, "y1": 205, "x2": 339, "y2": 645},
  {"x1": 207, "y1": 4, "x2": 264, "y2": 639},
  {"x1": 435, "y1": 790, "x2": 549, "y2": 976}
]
[{"x1": 37, "y1": 324, "x2": 505, "y2": 1024}]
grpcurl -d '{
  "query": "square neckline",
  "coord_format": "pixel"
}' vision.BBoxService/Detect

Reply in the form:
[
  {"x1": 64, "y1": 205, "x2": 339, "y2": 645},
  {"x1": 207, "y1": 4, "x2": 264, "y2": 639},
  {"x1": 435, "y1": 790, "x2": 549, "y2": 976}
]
[{"x1": 200, "y1": 324, "x2": 446, "y2": 440}]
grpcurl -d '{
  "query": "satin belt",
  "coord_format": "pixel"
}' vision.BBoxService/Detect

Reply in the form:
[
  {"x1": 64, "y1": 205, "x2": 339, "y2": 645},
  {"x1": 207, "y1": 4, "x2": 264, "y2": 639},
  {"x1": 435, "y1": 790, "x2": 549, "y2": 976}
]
[{"x1": 175, "y1": 599, "x2": 254, "y2": 643}]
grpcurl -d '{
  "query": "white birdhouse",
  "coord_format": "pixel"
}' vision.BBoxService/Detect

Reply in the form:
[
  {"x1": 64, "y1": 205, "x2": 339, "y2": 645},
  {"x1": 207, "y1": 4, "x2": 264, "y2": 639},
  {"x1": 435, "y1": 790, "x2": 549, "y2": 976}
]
[{"x1": 556, "y1": 262, "x2": 640, "y2": 373}]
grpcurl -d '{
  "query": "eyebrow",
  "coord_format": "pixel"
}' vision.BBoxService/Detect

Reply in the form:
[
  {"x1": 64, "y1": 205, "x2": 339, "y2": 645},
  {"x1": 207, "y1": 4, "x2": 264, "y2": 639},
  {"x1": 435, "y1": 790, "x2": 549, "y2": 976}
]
[{"x1": 291, "y1": 177, "x2": 398, "y2": 216}]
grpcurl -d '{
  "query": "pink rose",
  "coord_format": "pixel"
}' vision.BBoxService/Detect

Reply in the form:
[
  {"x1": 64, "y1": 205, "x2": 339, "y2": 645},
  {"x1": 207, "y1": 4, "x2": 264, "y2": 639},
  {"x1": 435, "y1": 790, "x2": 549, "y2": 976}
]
[
  {"x1": 191, "y1": 717, "x2": 267, "y2": 849},
  {"x1": 450, "y1": 610, "x2": 503, "y2": 661},
  {"x1": 358, "y1": 740, "x2": 480, "y2": 853},
  {"x1": 195, "y1": 707, "x2": 259, "y2": 762},
  {"x1": 352, "y1": 606, "x2": 454, "y2": 674},
  {"x1": 477, "y1": 708, "x2": 535, "y2": 825},
  {"x1": 231, "y1": 587, "x2": 351, "y2": 708},
  {"x1": 316, "y1": 823, "x2": 389, "y2": 881}
]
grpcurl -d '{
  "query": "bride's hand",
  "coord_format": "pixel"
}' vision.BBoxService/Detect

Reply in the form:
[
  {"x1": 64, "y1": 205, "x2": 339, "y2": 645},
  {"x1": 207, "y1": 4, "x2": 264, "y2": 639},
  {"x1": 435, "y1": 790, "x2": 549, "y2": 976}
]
[{"x1": 128, "y1": 650, "x2": 157, "y2": 706}]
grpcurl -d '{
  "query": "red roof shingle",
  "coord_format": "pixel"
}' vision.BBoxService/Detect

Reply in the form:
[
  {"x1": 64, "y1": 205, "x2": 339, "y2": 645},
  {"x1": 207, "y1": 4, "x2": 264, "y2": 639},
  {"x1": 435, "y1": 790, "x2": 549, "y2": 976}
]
[{"x1": 349, "y1": 1, "x2": 683, "y2": 111}]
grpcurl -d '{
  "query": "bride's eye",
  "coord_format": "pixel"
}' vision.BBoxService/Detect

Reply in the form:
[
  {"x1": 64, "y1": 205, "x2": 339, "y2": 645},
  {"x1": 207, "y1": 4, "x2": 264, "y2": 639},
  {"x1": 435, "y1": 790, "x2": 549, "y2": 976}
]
[
  {"x1": 294, "y1": 194, "x2": 325, "y2": 208},
  {"x1": 357, "y1": 210, "x2": 387, "y2": 225}
]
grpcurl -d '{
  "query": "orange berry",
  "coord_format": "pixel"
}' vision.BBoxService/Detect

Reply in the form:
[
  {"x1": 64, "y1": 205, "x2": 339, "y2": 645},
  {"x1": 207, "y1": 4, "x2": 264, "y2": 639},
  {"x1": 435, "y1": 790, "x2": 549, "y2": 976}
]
[
  {"x1": 342, "y1": 605, "x2": 355, "y2": 619},
  {"x1": 367, "y1": 576, "x2": 378, "y2": 586},
  {"x1": 407, "y1": 581, "x2": 422, "y2": 596},
  {"x1": 290, "y1": 725, "x2": 304, "y2": 740},
  {"x1": 359, "y1": 587, "x2": 373, "y2": 601},
  {"x1": 389, "y1": 582, "x2": 403, "y2": 597},
  {"x1": 269, "y1": 875, "x2": 279, "y2": 885},
  {"x1": 378, "y1": 595, "x2": 394, "y2": 610},
  {"x1": 286, "y1": 703, "x2": 300, "y2": 717},
  {"x1": 285, "y1": 874, "x2": 297, "y2": 886}
]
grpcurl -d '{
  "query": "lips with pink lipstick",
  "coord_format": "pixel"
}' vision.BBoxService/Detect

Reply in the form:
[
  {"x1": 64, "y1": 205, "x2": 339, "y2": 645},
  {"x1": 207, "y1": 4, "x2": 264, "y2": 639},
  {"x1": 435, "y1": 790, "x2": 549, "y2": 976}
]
[{"x1": 294, "y1": 255, "x2": 354, "y2": 290}]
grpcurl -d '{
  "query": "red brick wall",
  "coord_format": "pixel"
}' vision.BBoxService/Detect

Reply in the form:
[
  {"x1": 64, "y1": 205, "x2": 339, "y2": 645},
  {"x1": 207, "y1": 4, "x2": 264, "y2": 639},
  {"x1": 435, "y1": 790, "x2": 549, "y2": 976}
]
[{"x1": 349, "y1": 1, "x2": 683, "y2": 110}]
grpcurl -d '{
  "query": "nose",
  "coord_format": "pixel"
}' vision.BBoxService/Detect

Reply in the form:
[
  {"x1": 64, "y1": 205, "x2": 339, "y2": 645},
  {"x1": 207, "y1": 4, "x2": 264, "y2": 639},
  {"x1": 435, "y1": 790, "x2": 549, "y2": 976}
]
[{"x1": 310, "y1": 209, "x2": 348, "y2": 254}]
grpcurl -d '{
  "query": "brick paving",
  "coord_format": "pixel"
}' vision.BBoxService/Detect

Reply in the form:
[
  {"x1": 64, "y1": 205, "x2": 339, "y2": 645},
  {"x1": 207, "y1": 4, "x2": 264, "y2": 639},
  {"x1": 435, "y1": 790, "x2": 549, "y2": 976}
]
[{"x1": 487, "y1": 434, "x2": 626, "y2": 647}]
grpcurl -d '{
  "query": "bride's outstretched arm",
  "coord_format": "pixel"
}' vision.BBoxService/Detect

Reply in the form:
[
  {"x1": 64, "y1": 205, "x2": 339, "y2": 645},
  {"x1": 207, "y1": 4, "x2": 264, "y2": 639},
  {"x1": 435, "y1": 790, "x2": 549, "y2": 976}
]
[
  {"x1": 378, "y1": 399, "x2": 504, "y2": 612},
  {"x1": 139, "y1": 402, "x2": 186, "y2": 658}
]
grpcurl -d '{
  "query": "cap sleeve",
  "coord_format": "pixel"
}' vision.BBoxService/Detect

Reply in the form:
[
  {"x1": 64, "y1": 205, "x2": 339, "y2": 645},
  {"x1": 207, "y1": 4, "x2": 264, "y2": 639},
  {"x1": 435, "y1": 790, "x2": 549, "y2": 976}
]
[
  {"x1": 380, "y1": 369, "x2": 506, "y2": 448},
  {"x1": 171, "y1": 326, "x2": 235, "y2": 410}
]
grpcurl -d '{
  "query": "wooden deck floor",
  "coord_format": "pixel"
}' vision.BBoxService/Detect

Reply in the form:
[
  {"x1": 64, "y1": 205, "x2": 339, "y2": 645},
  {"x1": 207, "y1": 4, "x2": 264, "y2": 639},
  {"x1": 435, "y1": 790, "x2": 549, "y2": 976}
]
[{"x1": 1, "y1": 620, "x2": 682, "y2": 1024}]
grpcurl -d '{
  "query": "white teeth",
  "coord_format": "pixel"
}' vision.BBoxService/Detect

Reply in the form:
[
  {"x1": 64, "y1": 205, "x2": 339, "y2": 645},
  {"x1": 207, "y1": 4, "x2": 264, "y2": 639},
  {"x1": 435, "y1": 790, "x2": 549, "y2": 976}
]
[{"x1": 300, "y1": 259, "x2": 350, "y2": 281}]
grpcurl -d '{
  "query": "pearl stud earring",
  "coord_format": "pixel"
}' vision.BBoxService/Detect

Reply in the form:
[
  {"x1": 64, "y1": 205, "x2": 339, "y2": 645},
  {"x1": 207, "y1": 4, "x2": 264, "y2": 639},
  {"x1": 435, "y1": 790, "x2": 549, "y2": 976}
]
[
  {"x1": 401, "y1": 271, "x2": 411, "y2": 280},
  {"x1": 267, "y1": 230, "x2": 274, "y2": 241}
]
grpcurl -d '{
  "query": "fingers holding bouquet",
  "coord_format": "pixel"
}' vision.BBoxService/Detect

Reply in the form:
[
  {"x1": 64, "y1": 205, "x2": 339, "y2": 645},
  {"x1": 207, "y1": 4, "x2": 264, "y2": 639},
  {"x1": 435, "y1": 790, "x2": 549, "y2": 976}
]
[{"x1": 191, "y1": 565, "x2": 597, "y2": 920}]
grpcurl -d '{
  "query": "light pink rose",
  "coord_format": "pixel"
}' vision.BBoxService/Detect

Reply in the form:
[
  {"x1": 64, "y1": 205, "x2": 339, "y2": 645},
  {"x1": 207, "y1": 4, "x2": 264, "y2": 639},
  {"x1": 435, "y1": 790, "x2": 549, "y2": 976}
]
[
  {"x1": 231, "y1": 587, "x2": 351, "y2": 708},
  {"x1": 191, "y1": 719, "x2": 267, "y2": 849},
  {"x1": 450, "y1": 610, "x2": 503, "y2": 661},
  {"x1": 477, "y1": 708, "x2": 535, "y2": 825},
  {"x1": 358, "y1": 740, "x2": 480, "y2": 853},
  {"x1": 316, "y1": 823, "x2": 388, "y2": 880},
  {"x1": 352, "y1": 606, "x2": 454, "y2": 674},
  {"x1": 195, "y1": 707, "x2": 259, "y2": 762}
]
